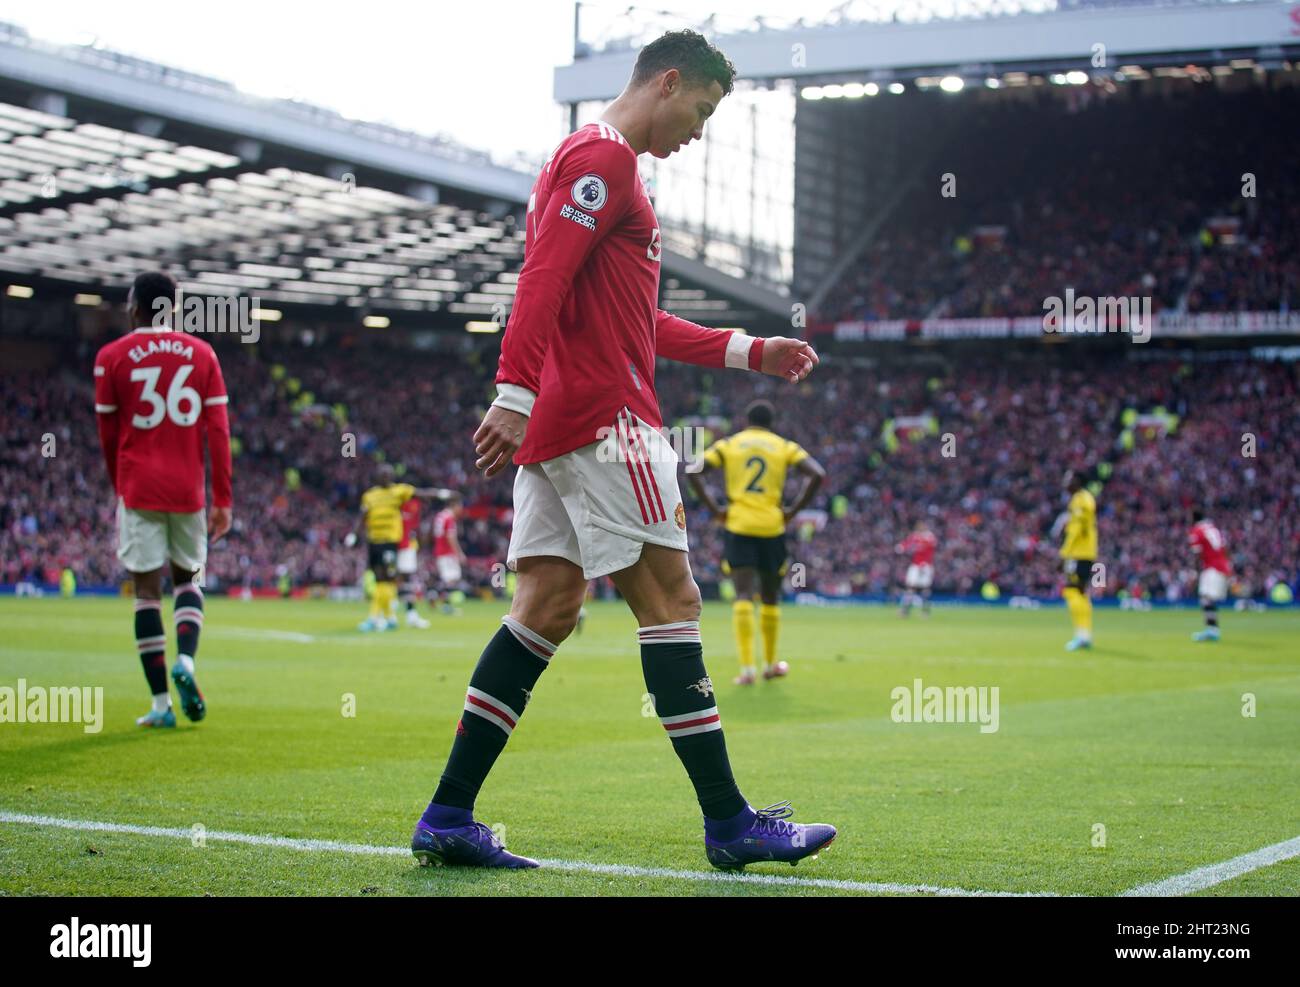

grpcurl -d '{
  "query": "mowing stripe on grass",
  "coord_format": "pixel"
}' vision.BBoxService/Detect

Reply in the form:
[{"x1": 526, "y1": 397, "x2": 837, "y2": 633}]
[
  {"x1": 1120, "y1": 835, "x2": 1300, "y2": 897},
  {"x1": 0, "y1": 810, "x2": 1049, "y2": 896}
]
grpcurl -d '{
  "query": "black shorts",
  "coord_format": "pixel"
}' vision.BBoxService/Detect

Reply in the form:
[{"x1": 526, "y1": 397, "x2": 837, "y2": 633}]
[
  {"x1": 724, "y1": 532, "x2": 787, "y2": 574},
  {"x1": 1063, "y1": 558, "x2": 1094, "y2": 592},
  {"x1": 368, "y1": 542, "x2": 398, "y2": 581}
]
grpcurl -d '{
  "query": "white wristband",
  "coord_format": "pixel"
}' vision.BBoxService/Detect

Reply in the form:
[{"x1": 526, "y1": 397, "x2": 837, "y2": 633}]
[
  {"x1": 724, "y1": 331, "x2": 758, "y2": 370},
  {"x1": 491, "y1": 383, "x2": 536, "y2": 417}
]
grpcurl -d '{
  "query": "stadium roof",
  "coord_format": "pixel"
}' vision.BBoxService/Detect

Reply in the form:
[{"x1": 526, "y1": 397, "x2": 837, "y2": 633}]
[
  {"x1": 0, "y1": 23, "x2": 790, "y2": 331},
  {"x1": 556, "y1": 0, "x2": 1299, "y2": 101}
]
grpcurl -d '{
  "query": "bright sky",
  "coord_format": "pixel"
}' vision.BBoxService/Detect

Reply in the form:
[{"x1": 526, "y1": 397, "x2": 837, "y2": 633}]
[{"x1": 0, "y1": 0, "x2": 847, "y2": 160}]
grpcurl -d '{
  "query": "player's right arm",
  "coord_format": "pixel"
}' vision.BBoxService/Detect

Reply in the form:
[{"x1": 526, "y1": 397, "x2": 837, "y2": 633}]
[
  {"x1": 93, "y1": 348, "x2": 121, "y2": 496},
  {"x1": 686, "y1": 440, "x2": 727, "y2": 522},
  {"x1": 476, "y1": 138, "x2": 637, "y2": 478}
]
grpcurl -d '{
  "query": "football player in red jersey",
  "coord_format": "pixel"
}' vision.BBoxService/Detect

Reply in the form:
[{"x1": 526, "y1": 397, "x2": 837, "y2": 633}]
[
  {"x1": 1188, "y1": 510, "x2": 1231, "y2": 642},
  {"x1": 94, "y1": 271, "x2": 232, "y2": 728},
  {"x1": 896, "y1": 520, "x2": 938, "y2": 617},
  {"x1": 410, "y1": 30, "x2": 836, "y2": 872},
  {"x1": 431, "y1": 492, "x2": 467, "y2": 615},
  {"x1": 396, "y1": 496, "x2": 430, "y2": 628}
]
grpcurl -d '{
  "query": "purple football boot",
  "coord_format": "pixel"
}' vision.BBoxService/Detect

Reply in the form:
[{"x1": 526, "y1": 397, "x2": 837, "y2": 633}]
[
  {"x1": 411, "y1": 818, "x2": 539, "y2": 869},
  {"x1": 705, "y1": 801, "x2": 837, "y2": 872}
]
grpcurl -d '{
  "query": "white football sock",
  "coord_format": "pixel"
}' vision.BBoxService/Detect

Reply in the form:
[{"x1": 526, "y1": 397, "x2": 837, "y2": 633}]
[{"x1": 152, "y1": 693, "x2": 171, "y2": 714}]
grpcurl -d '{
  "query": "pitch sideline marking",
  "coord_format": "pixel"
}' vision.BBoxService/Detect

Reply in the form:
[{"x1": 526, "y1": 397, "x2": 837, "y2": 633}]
[
  {"x1": 1120, "y1": 834, "x2": 1300, "y2": 896},
  {"x1": 0, "y1": 810, "x2": 1047, "y2": 897},
  {"x1": 6, "y1": 811, "x2": 1294, "y2": 896}
]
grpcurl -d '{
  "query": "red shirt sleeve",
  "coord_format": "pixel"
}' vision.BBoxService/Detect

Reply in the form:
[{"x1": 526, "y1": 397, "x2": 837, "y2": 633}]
[
  {"x1": 203, "y1": 349, "x2": 233, "y2": 509},
  {"x1": 495, "y1": 138, "x2": 638, "y2": 396},
  {"x1": 654, "y1": 312, "x2": 730, "y2": 366},
  {"x1": 655, "y1": 312, "x2": 765, "y2": 370},
  {"x1": 93, "y1": 349, "x2": 120, "y2": 494}
]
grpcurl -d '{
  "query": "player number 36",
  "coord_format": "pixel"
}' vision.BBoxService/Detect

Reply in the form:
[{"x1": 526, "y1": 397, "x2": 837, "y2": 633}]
[{"x1": 130, "y1": 364, "x2": 201, "y2": 429}]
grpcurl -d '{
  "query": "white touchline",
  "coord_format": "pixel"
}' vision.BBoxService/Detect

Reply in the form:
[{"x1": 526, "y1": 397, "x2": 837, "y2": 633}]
[
  {"x1": 213, "y1": 628, "x2": 316, "y2": 644},
  {"x1": 10, "y1": 811, "x2": 1292, "y2": 896},
  {"x1": 0, "y1": 810, "x2": 1048, "y2": 897},
  {"x1": 1120, "y1": 834, "x2": 1300, "y2": 897}
]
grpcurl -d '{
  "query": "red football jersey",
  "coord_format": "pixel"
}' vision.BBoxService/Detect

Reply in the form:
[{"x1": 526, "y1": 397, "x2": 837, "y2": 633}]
[
  {"x1": 433, "y1": 508, "x2": 457, "y2": 557},
  {"x1": 496, "y1": 121, "x2": 762, "y2": 464},
  {"x1": 899, "y1": 530, "x2": 937, "y2": 566},
  {"x1": 94, "y1": 328, "x2": 232, "y2": 513},
  {"x1": 1189, "y1": 520, "x2": 1230, "y2": 574},
  {"x1": 399, "y1": 499, "x2": 421, "y2": 550}
]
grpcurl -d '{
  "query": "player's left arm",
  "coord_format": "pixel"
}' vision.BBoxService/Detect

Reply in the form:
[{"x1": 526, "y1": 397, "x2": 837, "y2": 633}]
[
  {"x1": 654, "y1": 315, "x2": 819, "y2": 384},
  {"x1": 447, "y1": 523, "x2": 467, "y2": 565},
  {"x1": 202, "y1": 349, "x2": 232, "y2": 541},
  {"x1": 92, "y1": 351, "x2": 121, "y2": 495},
  {"x1": 783, "y1": 452, "x2": 825, "y2": 521}
]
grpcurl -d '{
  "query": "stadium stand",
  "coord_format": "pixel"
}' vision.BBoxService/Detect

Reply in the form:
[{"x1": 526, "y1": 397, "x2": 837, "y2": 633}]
[
  {"x1": 3, "y1": 329, "x2": 1295, "y2": 602},
  {"x1": 819, "y1": 83, "x2": 1300, "y2": 323}
]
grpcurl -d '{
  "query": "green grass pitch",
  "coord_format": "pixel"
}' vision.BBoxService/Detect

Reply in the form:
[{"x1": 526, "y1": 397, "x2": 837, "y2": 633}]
[{"x1": 1, "y1": 596, "x2": 1297, "y2": 896}]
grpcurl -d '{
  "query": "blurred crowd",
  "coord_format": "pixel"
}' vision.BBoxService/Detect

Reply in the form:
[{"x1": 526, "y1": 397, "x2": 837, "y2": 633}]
[
  {"x1": 3, "y1": 337, "x2": 1295, "y2": 602},
  {"x1": 822, "y1": 86, "x2": 1300, "y2": 322}
]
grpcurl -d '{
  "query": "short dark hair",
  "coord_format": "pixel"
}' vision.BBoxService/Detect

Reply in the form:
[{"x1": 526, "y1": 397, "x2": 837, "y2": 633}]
[
  {"x1": 631, "y1": 30, "x2": 737, "y2": 97},
  {"x1": 746, "y1": 399, "x2": 774, "y2": 428},
  {"x1": 129, "y1": 270, "x2": 177, "y2": 326},
  {"x1": 1192, "y1": 509, "x2": 1205, "y2": 523}
]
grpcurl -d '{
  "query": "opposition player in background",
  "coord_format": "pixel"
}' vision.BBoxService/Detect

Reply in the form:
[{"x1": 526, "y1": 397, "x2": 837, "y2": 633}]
[
  {"x1": 358, "y1": 465, "x2": 442, "y2": 632},
  {"x1": 896, "y1": 520, "x2": 938, "y2": 618},
  {"x1": 1189, "y1": 510, "x2": 1231, "y2": 642},
  {"x1": 1053, "y1": 470, "x2": 1098, "y2": 652},
  {"x1": 94, "y1": 270, "x2": 232, "y2": 728},
  {"x1": 410, "y1": 30, "x2": 835, "y2": 871},
  {"x1": 688, "y1": 399, "x2": 824, "y2": 684},
  {"x1": 431, "y1": 492, "x2": 468, "y2": 615},
  {"x1": 397, "y1": 497, "x2": 431, "y2": 629}
]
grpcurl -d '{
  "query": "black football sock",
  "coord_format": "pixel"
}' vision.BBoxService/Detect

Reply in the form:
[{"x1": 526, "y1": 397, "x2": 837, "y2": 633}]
[
  {"x1": 1203, "y1": 603, "x2": 1218, "y2": 628},
  {"x1": 134, "y1": 600, "x2": 168, "y2": 696},
  {"x1": 639, "y1": 621, "x2": 747, "y2": 822},
  {"x1": 428, "y1": 617, "x2": 554, "y2": 814},
  {"x1": 173, "y1": 581, "x2": 204, "y2": 664}
]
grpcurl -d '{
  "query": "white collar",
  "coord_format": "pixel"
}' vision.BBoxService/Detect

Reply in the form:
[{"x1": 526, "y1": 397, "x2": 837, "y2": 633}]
[{"x1": 597, "y1": 118, "x2": 629, "y2": 144}]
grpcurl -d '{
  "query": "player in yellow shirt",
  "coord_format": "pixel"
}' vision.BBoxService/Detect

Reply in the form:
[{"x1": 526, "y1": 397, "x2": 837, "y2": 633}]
[
  {"x1": 687, "y1": 400, "x2": 825, "y2": 684},
  {"x1": 1054, "y1": 470, "x2": 1098, "y2": 651},
  {"x1": 358, "y1": 464, "x2": 443, "y2": 632}
]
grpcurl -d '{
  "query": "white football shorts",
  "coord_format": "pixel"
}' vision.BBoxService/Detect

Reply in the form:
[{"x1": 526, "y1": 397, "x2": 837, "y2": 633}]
[
  {"x1": 905, "y1": 563, "x2": 934, "y2": 589},
  {"x1": 508, "y1": 407, "x2": 689, "y2": 580},
  {"x1": 396, "y1": 545, "x2": 419, "y2": 575},
  {"x1": 116, "y1": 498, "x2": 207, "y2": 573},
  {"x1": 435, "y1": 554, "x2": 463, "y2": 585},
  {"x1": 1198, "y1": 568, "x2": 1228, "y2": 602}
]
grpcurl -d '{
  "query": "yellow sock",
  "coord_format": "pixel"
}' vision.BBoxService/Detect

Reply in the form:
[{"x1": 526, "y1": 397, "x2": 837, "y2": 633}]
[
  {"x1": 732, "y1": 600, "x2": 755, "y2": 670},
  {"x1": 369, "y1": 583, "x2": 383, "y2": 619},
  {"x1": 1077, "y1": 593, "x2": 1093, "y2": 638},
  {"x1": 376, "y1": 582, "x2": 396, "y2": 622},
  {"x1": 1064, "y1": 588, "x2": 1093, "y2": 640},
  {"x1": 759, "y1": 603, "x2": 780, "y2": 667}
]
